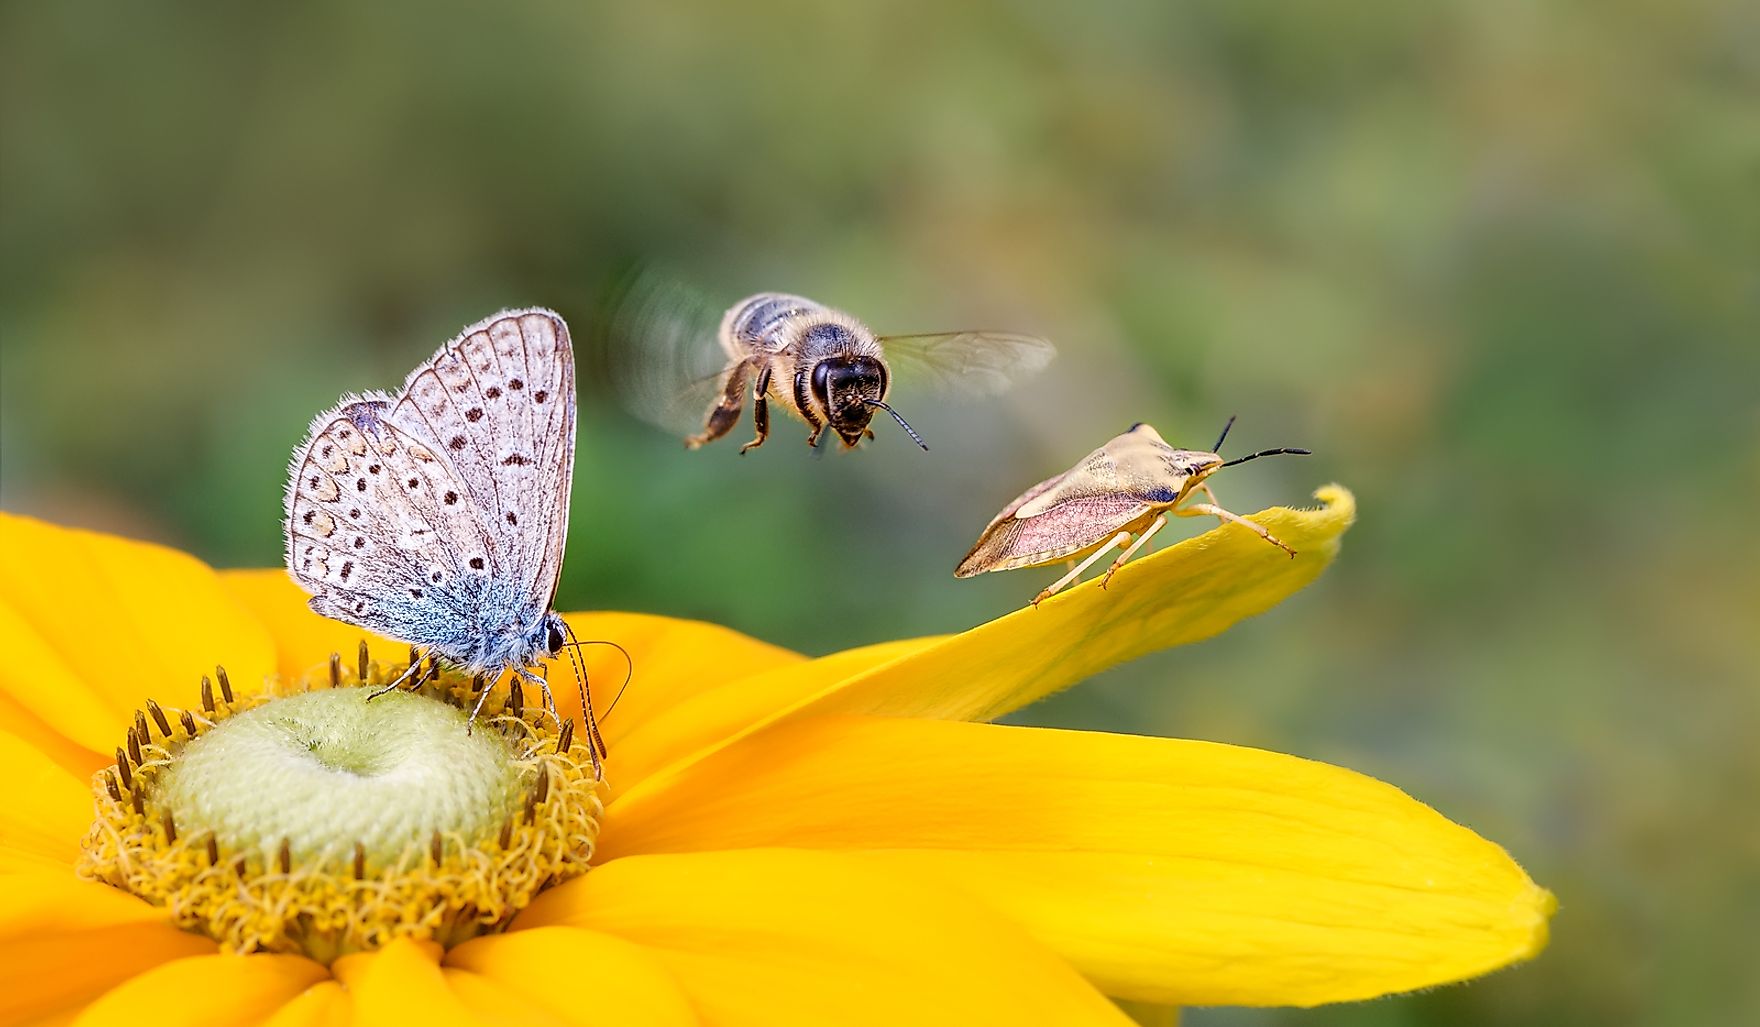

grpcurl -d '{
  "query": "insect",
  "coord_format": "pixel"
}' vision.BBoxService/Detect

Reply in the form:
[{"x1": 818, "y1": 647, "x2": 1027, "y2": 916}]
[
  {"x1": 688, "y1": 292, "x2": 1054, "y2": 452},
  {"x1": 954, "y1": 418, "x2": 1311, "y2": 605},
  {"x1": 283, "y1": 308, "x2": 602, "y2": 766},
  {"x1": 591, "y1": 273, "x2": 1055, "y2": 454}
]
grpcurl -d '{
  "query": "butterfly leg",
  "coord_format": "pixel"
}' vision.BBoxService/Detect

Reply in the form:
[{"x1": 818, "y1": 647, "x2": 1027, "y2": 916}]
[
  {"x1": 1176, "y1": 499, "x2": 1296, "y2": 557},
  {"x1": 1101, "y1": 515, "x2": 1168, "y2": 588},
  {"x1": 464, "y1": 678, "x2": 496, "y2": 736},
  {"x1": 1033, "y1": 531, "x2": 1131, "y2": 607},
  {"x1": 740, "y1": 365, "x2": 773, "y2": 454},
  {"x1": 688, "y1": 358, "x2": 757, "y2": 449},
  {"x1": 511, "y1": 665, "x2": 556, "y2": 721},
  {"x1": 366, "y1": 651, "x2": 425, "y2": 701}
]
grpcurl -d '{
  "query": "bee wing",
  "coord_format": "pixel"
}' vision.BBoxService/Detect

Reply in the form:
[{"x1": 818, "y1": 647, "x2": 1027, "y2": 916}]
[
  {"x1": 585, "y1": 267, "x2": 736, "y2": 437},
  {"x1": 878, "y1": 330, "x2": 1055, "y2": 397}
]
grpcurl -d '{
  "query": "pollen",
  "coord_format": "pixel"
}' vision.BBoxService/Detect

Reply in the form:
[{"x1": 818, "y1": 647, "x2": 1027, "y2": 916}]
[{"x1": 76, "y1": 644, "x2": 604, "y2": 964}]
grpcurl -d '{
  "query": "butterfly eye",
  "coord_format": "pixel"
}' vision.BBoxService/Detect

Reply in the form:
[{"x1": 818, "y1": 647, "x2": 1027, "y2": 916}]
[{"x1": 545, "y1": 621, "x2": 566, "y2": 656}]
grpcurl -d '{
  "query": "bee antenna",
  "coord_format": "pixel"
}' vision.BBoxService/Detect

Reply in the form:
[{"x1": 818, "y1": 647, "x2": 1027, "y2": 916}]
[
  {"x1": 866, "y1": 399, "x2": 929, "y2": 450},
  {"x1": 1219, "y1": 447, "x2": 1312, "y2": 468},
  {"x1": 1210, "y1": 415, "x2": 1238, "y2": 454}
]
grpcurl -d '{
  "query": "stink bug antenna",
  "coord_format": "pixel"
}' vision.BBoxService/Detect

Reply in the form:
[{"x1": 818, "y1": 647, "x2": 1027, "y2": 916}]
[
  {"x1": 866, "y1": 399, "x2": 929, "y2": 450},
  {"x1": 1210, "y1": 415, "x2": 1238, "y2": 454},
  {"x1": 1220, "y1": 447, "x2": 1312, "y2": 468}
]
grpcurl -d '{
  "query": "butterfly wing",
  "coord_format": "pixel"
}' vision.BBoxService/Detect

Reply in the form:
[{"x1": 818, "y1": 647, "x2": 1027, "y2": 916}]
[
  {"x1": 879, "y1": 330, "x2": 1055, "y2": 397},
  {"x1": 284, "y1": 396, "x2": 500, "y2": 655},
  {"x1": 388, "y1": 309, "x2": 576, "y2": 611},
  {"x1": 284, "y1": 309, "x2": 577, "y2": 666}
]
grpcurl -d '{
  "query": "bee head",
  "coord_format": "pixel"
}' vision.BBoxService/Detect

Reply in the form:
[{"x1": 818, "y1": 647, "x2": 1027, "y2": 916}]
[{"x1": 811, "y1": 356, "x2": 887, "y2": 446}]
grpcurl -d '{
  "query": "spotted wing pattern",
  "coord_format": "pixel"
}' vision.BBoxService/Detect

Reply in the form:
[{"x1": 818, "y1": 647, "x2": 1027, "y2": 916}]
[{"x1": 284, "y1": 309, "x2": 576, "y2": 665}]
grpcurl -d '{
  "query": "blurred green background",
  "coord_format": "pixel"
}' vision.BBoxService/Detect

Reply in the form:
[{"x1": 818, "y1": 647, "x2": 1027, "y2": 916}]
[{"x1": 2, "y1": 1, "x2": 1755, "y2": 1023}]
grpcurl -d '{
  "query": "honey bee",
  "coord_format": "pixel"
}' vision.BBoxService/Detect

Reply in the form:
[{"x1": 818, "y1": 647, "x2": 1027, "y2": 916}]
[
  {"x1": 594, "y1": 274, "x2": 1054, "y2": 453},
  {"x1": 955, "y1": 418, "x2": 1311, "y2": 605}
]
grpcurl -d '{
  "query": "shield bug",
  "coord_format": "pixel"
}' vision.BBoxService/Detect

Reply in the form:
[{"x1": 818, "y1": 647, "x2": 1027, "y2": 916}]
[{"x1": 954, "y1": 418, "x2": 1311, "y2": 605}]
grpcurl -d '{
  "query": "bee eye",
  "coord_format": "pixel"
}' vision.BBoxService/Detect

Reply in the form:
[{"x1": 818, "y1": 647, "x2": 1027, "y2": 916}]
[{"x1": 811, "y1": 362, "x2": 832, "y2": 405}]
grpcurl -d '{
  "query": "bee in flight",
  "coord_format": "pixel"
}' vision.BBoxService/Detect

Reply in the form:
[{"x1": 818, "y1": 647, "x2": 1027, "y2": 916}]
[{"x1": 594, "y1": 275, "x2": 1055, "y2": 454}]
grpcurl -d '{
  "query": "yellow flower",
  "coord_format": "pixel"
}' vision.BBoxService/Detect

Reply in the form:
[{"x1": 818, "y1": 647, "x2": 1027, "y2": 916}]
[{"x1": 0, "y1": 487, "x2": 1552, "y2": 1025}]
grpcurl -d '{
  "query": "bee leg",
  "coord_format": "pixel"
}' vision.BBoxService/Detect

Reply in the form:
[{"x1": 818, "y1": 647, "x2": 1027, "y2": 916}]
[
  {"x1": 1033, "y1": 531, "x2": 1132, "y2": 607},
  {"x1": 740, "y1": 365, "x2": 773, "y2": 454},
  {"x1": 806, "y1": 424, "x2": 825, "y2": 447},
  {"x1": 688, "y1": 359, "x2": 756, "y2": 449},
  {"x1": 862, "y1": 428, "x2": 876, "y2": 441},
  {"x1": 1177, "y1": 500, "x2": 1296, "y2": 557},
  {"x1": 1101, "y1": 515, "x2": 1168, "y2": 588}
]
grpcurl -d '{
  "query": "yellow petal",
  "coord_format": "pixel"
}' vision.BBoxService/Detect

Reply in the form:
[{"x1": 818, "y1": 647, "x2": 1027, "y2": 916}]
[
  {"x1": 514, "y1": 849, "x2": 1133, "y2": 1027},
  {"x1": 0, "y1": 873, "x2": 217, "y2": 1023},
  {"x1": 331, "y1": 938, "x2": 484, "y2": 1027},
  {"x1": 552, "y1": 611, "x2": 801, "y2": 751},
  {"x1": 440, "y1": 969, "x2": 575, "y2": 1027},
  {"x1": 448, "y1": 927, "x2": 697, "y2": 1027},
  {"x1": 602, "y1": 637, "x2": 940, "y2": 803},
  {"x1": 0, "y1": 602, "x2": 114, "y2": 769},
  {"x1": 0, "y1": 727, "x2": 92, "y2": 871},
  {"x1": 70, "y1": 953, "x2": 328, "y2": 1027},
  {"x1": 259, "y1": 982, "x2": 350, "y2": 1027},
  {"x1": 602, "y1": 715, "x2": 1552, "y2": 1006},
  {"x1": 217, "y1": 568, "x2": 804, "y2": 758},
  {"x1": 618, "y1": 488, "x2": 1353, "y2": 805},
  {"x1": 217, "y1": 569, "x2": 399, "y2": 687},
  {"x1": 0, "y1": 514, "x2": 276, "y2": 755}
]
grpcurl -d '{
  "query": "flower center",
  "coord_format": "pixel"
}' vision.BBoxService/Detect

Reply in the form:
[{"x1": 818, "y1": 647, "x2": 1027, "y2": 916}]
[{"x1": 77, "y1": 647, "x2": 604, "y2": 964}]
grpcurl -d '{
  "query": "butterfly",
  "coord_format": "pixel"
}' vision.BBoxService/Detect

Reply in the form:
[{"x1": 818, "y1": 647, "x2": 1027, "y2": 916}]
[{"x1": 283, "y1": 308, "x2": 600, "y2": 760}]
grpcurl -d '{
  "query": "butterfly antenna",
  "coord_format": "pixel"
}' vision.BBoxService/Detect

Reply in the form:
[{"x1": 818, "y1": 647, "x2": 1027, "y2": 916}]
[
  {"x1": 865, "y1": 399, "x2": 929, "y2": 450},
  {"x1": 557, "y1": 621, "x2": 611, "y2": 764},
  {"x1": 1210, "y1": 415, "x2": 1238, "y2": 454},
  {"x1": 1220, "y1": 447, "x2": 1312, "y2": 468}
]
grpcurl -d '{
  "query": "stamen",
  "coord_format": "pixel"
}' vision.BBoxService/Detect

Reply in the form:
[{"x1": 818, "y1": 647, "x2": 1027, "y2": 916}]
[
  {"x1": 146, "y1": 699, "x2": 172, "y2": 737},
  {"x1": 78, "y1": 650, "x2": 606, "y2": 963},
  {"x1": 329, "y1": 652, "x2": 342, "y2": 688}
]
